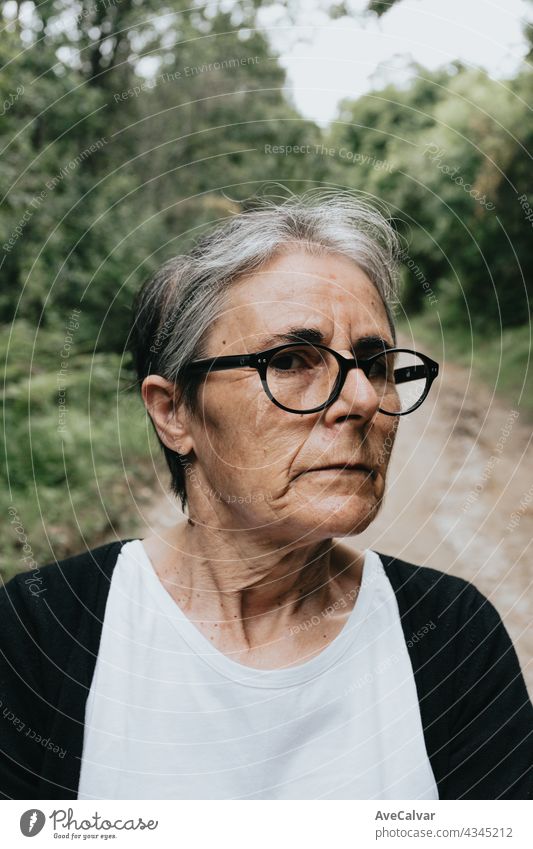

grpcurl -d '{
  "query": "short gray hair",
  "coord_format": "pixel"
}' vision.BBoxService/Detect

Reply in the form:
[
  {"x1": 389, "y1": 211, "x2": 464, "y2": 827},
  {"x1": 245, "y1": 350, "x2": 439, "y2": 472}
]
[{"x1": 130, "y1": 188, "x2": 401, "y2": 511}]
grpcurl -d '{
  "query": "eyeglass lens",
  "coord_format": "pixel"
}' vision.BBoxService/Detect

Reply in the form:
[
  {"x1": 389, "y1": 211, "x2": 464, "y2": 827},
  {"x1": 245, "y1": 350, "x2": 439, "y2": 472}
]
[{"x1": 266, "y1": 346, "x2": 429, "y2": 413}]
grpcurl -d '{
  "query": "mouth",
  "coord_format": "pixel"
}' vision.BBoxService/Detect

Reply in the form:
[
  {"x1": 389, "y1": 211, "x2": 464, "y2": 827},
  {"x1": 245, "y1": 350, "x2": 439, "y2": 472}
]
[{"x1": 296, "y1": 464, "x2": 376, "y2": 480}]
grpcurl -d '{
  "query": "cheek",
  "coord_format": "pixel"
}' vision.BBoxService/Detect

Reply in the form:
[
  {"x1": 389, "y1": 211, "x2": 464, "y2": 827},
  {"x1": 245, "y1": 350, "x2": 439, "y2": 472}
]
[
  {"x1": 199, "y1": 383, "x2": 302, "y2": 475},
  {"x1": 375, "y1": 419, "x2": 399, "y2": 470}
]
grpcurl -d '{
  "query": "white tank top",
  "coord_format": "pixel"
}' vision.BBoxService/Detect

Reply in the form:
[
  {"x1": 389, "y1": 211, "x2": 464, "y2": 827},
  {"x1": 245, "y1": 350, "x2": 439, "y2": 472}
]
[{"x1": 78, "y1": 540, "x2": 438, "y2": 800}]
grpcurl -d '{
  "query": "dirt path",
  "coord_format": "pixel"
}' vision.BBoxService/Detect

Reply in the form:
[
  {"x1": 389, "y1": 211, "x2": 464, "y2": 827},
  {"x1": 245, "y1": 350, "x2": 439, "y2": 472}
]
[{"x1": 140, "y1": 356, "x2": 533, "y2": 697}]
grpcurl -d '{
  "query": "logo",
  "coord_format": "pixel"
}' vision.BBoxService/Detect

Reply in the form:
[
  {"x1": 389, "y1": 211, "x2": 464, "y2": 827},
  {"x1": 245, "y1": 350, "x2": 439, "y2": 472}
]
[{"x1": 20, "y1": 809, "x2": 46, "y2": 836}]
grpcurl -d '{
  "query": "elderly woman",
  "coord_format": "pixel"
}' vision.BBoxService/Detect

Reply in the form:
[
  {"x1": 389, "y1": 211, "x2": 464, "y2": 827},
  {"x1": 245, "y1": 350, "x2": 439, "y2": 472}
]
[{"x1": 1, "y1": 192, "x2": 531, "y2": 801}]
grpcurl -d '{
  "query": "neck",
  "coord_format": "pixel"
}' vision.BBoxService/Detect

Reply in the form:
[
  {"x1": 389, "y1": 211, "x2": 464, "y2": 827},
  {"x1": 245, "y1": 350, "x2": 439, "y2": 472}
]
[{"x1": 143, "y1": 519, "x2": 363, "y2": 646}]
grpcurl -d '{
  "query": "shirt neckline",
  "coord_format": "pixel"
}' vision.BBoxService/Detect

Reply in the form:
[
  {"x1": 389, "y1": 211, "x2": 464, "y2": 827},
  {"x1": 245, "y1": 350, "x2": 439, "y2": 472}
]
[{"x1": 120, "y1": 539, "x2": 380, "y2": 689}]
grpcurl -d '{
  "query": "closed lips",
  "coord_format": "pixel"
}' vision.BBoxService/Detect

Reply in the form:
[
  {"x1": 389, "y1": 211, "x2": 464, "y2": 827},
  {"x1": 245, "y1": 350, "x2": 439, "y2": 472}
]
[{"x1": 295, "y1": 464, "x2": 374, "y2": 479}]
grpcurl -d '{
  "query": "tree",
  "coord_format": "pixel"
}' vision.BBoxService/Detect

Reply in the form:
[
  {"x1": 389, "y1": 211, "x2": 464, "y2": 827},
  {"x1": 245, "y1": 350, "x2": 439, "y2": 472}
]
[{"x1": 325, "y1": 62, "x2": 532, "y2": 328}]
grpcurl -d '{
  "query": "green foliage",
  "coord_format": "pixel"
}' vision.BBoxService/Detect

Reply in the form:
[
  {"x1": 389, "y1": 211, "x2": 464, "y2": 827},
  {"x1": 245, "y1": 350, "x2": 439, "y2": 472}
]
[
  {"x1": 366, "y1": 0, "x2": 403, "y2": 15},
  {"x1": 326, "y1": 62, "x2": 533, "y2": 330}
]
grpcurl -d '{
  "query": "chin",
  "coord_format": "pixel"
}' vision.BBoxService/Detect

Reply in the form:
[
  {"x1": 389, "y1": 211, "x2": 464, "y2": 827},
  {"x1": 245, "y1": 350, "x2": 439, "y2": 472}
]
[{"x1": 299, "y1": 493, "x2": 382, "y2": 538}]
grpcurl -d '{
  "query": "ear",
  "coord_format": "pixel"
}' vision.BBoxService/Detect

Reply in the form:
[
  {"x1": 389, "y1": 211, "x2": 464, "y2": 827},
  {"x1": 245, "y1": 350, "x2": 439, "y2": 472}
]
[{"x1": 141, "y1": 375, "x2": 195, "y2": 455}]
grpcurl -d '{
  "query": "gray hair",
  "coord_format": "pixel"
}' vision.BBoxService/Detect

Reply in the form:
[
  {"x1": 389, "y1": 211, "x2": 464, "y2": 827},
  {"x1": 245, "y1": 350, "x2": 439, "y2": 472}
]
[{"x1": 130, "y1": 188, "x2": 401, "y2": 511}]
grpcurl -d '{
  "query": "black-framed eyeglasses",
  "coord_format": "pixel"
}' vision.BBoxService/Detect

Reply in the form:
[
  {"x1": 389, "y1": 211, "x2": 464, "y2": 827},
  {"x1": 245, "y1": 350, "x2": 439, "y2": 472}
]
[{"x1": 185, "y1": 343, "x2": 439, "y2": 416}]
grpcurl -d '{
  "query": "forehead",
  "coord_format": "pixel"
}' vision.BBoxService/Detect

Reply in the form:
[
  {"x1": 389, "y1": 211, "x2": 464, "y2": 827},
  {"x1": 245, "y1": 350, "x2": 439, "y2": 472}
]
[{"x1": 218, "y1": 248, "x2": 392, "y2": 343}]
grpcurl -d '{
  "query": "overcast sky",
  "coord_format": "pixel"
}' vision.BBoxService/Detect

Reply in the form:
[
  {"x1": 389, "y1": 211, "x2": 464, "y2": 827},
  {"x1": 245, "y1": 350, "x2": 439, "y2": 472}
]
[{"x1": 260, "y1": 0, "x2": 532, "y2": 126}]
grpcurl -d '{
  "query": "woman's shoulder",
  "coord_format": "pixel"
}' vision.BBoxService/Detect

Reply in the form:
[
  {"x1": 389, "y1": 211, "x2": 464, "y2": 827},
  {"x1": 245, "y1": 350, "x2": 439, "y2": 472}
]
[
  {"x1": 0, "y1": 538, "x2": 134, "y2": 717},
  {"x1": 376, "y1": 550, "x2": 489, "y2": 611},
  {"x1": 0, "y1": 538, "x2": 131, "y2": 631},
  {"x1": 374, "y1": 550, "x2": 513, "y2": 659},
  {"x1": 0, "y1": 538, "x2": 133, "y2": 799},
  {"x1": 375, "y1": 554, "x2": 532, "y2": 800}
]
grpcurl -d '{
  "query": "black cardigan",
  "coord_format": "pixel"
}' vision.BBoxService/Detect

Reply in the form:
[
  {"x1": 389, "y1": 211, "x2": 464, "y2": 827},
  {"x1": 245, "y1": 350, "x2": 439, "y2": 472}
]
[{"x1": 1, "y1": 539, "x2": 532, "y2": 800}]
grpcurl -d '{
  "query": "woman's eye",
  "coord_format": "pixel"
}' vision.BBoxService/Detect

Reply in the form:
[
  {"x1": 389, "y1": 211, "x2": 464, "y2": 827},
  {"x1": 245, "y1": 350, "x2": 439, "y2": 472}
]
[
  {"x1": 368, "y1": 356, "x2": 393, "y2": 379},
  {"x1": 271, "y1": 354, "x2": 307, "y2": 371},
  {"x1": 368, "y1": 359, "x2": 386, "y2": 375}
]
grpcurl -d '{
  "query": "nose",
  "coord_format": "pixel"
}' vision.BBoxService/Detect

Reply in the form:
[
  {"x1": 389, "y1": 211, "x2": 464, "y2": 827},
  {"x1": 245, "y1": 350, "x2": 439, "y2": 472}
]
[{"x1": 321, "y1": 356, "x2": 380, "y2": 424}]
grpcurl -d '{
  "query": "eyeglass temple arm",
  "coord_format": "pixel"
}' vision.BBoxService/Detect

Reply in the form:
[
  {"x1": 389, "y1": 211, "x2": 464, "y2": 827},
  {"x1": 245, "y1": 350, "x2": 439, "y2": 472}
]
[
  {"x1": 394, "y1": 363, "x2": 438, "y2": 385},
  {"x1": 186, "y1": 354, "x2": 256, "y2": 374}
]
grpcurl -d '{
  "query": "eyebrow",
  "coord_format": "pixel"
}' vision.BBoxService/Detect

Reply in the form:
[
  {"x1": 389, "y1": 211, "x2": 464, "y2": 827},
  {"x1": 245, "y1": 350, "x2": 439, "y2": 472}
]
[{"x1": 257, "y1": 327, "x2": 394, "y2": 352}]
